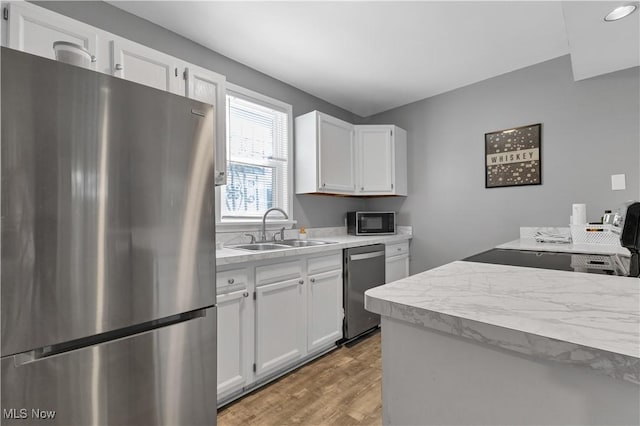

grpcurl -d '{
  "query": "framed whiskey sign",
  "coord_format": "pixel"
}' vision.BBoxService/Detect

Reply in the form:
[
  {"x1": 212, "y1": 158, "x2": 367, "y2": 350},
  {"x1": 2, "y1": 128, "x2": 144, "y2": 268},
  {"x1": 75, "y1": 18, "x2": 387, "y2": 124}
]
[{"x1": 485, "y1": 123, "x2": 541, "y2": 188}]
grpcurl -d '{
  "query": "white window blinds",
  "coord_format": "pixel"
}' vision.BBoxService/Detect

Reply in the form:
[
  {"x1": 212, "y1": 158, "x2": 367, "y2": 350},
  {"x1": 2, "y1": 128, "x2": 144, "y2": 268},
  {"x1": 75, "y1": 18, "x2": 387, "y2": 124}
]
[{"x1": 221, "y1": 92, "x2": 290, "y2": 220}]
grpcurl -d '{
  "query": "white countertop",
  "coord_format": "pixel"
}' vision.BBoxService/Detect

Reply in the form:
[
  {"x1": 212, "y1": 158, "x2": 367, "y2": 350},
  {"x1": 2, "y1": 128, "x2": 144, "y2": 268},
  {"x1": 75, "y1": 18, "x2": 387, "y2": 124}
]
[
  {"x1": 497, "y1": 238, "x2": 630, "y2": 257},
  {"x1": 216, "y1": 233, "x2": 411, "y2": 267},
  {"x1": 365, "y1": 260, "x2": 640, "y2": 383}
]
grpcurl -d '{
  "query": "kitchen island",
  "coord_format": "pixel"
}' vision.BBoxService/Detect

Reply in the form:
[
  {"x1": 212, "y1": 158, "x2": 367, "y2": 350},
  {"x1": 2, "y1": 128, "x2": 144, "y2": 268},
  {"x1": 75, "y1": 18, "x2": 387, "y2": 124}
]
[{"x1": 365, "y1": 261, "x2": 640, "y2": 425}]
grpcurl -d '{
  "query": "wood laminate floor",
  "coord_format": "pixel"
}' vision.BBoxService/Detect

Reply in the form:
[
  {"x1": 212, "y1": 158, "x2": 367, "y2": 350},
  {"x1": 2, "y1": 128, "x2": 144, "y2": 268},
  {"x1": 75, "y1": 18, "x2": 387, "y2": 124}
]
[{"x1": 218, "y1": 331, "x2": 381, "y2": 426}]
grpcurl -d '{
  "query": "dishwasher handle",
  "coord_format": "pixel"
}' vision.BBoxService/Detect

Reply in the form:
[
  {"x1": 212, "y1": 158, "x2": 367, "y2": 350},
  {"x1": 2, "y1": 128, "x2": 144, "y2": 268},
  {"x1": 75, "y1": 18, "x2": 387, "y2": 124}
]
[{"x1": 349, "y1": 251, "x2": 385, "y2": 262}]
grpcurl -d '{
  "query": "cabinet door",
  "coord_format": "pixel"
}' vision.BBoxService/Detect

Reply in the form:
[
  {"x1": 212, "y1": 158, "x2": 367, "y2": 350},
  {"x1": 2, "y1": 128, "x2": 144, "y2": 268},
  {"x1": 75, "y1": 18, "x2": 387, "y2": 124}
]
[
  {"x1": 255, "y1": 278, "x2": 305, "y2": 378},
  {"x1": 386, "y1": 254, "x2": 410, "y2": 283},
  {"x1": 307, "y1": 269, "x2": 343, "y2": 353},
  {"x1": 111, "y1": 38, "x2": 180, "y2": 94},
  {"x1": 217, "y1": 289, "x2": 251, "y2": 398},
  {"x1": 357, "y1": 126, "x2": 394, "y2": 194},
  {"x1": 318, "y1": 114, "x2": 355, "y2": 194},
  {"x1": 184, "y1": 65, "x2": 227, "y2": 186},
  {"x1": 6, "y1": 2, "x2": 98, "y2": 70}
]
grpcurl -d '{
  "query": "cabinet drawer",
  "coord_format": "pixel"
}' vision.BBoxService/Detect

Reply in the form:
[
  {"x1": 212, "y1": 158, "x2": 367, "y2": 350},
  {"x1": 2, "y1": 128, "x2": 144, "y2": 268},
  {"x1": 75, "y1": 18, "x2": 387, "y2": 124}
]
[
  {"x1": 307, "y1": 252, "x2": 342, "y2": 275},
  {"x1": 256, "y1": 260, "x2": 303, "y2": 287},
  {"x1": 216, "y1": 268, "x2": 249, "y2": 294},
  {"x1": 386, "y1": 241, "x2": 409, "y2": 258}
]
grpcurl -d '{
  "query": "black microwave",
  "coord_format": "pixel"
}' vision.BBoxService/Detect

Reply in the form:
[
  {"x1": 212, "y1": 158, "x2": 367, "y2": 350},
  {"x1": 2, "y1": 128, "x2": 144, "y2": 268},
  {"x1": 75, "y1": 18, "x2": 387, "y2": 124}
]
[{"x1": 347, "y1": 211, "x2": 396, "y2": 236}]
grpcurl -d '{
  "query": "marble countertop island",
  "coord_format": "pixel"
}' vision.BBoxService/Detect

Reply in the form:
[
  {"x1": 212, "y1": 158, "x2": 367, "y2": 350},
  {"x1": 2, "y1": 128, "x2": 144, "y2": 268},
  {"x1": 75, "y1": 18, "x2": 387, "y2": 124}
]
[{"x1": 365, "y1": 260, "x2": 640, "y2": 384}]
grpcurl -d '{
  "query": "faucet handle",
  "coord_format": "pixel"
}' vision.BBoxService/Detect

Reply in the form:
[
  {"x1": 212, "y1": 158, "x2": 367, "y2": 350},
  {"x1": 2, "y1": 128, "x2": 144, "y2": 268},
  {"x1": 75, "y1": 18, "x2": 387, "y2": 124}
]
[
  {"x1": 244, "y1": 233, "x2": 256, "y2": 244},
  {"x1": 272, "y1": 227, "x2": 286, "y2": 241}
]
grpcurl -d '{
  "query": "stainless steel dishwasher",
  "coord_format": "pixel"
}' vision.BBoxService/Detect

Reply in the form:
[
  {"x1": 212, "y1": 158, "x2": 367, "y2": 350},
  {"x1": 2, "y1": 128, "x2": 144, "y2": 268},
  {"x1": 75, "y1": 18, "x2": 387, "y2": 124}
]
[{"x1": 343, "y1": 244, "x2": 386, "y2": 341}]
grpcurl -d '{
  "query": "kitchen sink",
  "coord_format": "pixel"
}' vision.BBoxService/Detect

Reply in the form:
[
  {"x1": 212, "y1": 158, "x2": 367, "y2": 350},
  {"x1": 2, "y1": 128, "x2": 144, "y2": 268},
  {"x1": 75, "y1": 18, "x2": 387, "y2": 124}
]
[
  {"x1": 231, "y1": 243, "x2": 290, "y2": 251},
  {"x1": 230, "y1": 239, "x2": 336, "y2": 252},
  {"x1": 278, "y1": 239, "x2": 336, "y2": 247}
]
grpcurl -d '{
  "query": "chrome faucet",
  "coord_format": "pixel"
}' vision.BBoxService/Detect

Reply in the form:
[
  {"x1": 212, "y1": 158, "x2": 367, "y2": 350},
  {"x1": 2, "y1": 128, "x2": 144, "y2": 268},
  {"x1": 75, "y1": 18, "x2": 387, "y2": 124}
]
[{"x1": 261, "y1": 207, "x2": 288, "y2": 242}]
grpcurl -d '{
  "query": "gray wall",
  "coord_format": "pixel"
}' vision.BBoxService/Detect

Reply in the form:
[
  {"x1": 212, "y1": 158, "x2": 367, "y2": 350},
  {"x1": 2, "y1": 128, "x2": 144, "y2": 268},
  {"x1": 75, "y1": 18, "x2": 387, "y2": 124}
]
[
  {"x1": 35, "y1": 1, "x2": 366, "y2": 228},
  {"x1": 363, "y1": 56, "x2": 640, "y2": 273},
  {"x1": 30, "y1": 3, "x2": 640, "y2": 263}
]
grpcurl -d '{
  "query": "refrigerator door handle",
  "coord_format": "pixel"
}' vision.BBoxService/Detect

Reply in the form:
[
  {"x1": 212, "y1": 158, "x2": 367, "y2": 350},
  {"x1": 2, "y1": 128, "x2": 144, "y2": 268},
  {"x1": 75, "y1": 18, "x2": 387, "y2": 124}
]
[
  {"x1": 1, "y1": 306, "x2": 217, "y2": 426},
  {"x1": 11, "y1": 308, "x2": 211, "y2": 366}
]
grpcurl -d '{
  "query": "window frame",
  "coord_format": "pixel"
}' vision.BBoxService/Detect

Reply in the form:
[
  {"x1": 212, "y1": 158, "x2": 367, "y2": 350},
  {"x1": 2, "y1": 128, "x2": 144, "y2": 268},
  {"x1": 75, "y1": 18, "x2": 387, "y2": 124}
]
[{"x1": 215, "y1": 83, "x2": 294, "y2": 230}]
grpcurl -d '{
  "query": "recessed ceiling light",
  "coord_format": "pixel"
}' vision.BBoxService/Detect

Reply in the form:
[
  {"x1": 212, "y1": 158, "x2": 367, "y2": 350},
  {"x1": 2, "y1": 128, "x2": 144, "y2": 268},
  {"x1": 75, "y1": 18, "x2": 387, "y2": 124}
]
[{"x1": 604, "y1": 4, "x2": 637, "y2": 22}]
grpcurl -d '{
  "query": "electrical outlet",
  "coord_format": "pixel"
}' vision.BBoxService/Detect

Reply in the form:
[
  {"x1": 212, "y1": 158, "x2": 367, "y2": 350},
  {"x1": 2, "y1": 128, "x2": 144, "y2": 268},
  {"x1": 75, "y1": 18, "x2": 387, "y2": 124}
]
[{"x1": 611, "y1": 174, "x2": 626, "y2": 191}]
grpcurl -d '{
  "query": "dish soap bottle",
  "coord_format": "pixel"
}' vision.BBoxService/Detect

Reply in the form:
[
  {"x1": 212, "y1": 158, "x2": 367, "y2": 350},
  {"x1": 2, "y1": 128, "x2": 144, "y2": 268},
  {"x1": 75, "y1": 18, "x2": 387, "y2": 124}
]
[{"x1": 299, "y1": 227, "x2": 307, "y2": 240}]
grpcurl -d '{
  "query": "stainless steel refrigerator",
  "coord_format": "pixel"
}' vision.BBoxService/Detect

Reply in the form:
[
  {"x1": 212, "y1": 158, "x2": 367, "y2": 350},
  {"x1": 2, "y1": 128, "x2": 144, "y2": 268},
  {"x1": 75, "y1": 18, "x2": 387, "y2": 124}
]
[{"x1": 1, "y1": 48, "x2": 217, "y2": 425}]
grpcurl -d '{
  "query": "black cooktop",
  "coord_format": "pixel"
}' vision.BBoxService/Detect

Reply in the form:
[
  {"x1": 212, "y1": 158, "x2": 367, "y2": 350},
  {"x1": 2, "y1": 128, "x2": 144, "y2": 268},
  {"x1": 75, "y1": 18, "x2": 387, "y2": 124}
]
[{"x1": 463, "y1": 249, "x2": 628, "y2": 276}]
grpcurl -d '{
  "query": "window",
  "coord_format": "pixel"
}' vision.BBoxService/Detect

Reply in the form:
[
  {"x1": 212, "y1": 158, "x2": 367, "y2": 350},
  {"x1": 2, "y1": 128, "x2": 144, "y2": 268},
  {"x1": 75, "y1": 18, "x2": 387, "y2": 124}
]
[{"x1": 219, "y1": 84, "x2": 292, "y2": 224}]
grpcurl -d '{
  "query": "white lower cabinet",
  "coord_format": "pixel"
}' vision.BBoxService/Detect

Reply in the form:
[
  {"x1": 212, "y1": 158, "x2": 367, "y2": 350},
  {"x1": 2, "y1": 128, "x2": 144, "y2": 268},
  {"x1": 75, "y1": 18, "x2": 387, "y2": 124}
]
[
  {"x1": 386, "y1": 254, "x2": 410, "y2": 283},
  {"x1": 217, "y1": 289, "x2": 251, "y2": 398},
  {"x1": 255, "y1": 276, "x2": 306, "y2": 378},
  {"x1": 217, "y1": 251, "x2": 344, "y2": 403},
  {"x1": 254, "y1": 260, "x2": 306, "y2": 379},
  {"x1": 385, "y1": 242, "x2": 411, "y2": 283},
  {"x1": 307, "y1": 254, "x2": 343, "y2": 353},
  {"x1": 216, "y1": 268, "x2": 252, "y2": 400}
]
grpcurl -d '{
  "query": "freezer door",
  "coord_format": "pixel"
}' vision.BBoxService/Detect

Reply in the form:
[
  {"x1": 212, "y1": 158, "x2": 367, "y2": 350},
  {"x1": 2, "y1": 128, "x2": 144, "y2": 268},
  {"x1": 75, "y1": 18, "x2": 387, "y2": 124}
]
[
  {"x1": 1, "y1": 48, "x2": 216, "y2": 356},
  {"x1": 1, "y1": 307, "x2": 217, "y2": 426}
]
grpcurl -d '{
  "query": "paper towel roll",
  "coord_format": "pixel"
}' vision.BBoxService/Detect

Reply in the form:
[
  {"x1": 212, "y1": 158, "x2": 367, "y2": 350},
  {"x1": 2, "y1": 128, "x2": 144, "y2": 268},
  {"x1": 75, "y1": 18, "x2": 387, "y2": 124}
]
[{"x1": 572, "y1": 204, "x2": 587, "y2": 225}]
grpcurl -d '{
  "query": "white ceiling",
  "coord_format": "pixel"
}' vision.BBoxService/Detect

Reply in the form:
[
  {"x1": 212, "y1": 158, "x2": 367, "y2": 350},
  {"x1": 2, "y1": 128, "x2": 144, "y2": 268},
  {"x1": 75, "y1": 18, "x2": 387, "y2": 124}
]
[
  {"x1": 110, "y1": 1, "x2": 639, "y2": 117},
  {"x1": 562, "y1": 1, "x2": 640, "y2": 81}
]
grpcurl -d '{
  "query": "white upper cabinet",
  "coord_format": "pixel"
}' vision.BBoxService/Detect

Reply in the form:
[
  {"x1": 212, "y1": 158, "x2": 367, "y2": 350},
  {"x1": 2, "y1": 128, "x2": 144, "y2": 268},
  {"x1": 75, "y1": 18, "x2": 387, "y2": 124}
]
[
  {"x1": 4, "y1": 2, "x2": 229, "y2": 186},
  {"x1": 5, "y1": 2, "x2": 99, "y2": 70},
  {"x1": 295, "y1": 111, "x2": 407, "y2": 197},
  {"x1": 355, "y1": 125, "x2": 407, "y2": 196},
  {"x1": 110, "y1": 38, "x2": 181, "y2": 94},
  {"x1": 295, "y1": 111, "x2": 356, "y2": 195},
  {"x1": 356, "y1": 125, "x2": 393, "y2": 194},
  {"x1": 183, "y1": 64, "x2": 227, "y2": 186},
  {"x1": 318, "y1": 114, "x2": 356, "y2": 193}
]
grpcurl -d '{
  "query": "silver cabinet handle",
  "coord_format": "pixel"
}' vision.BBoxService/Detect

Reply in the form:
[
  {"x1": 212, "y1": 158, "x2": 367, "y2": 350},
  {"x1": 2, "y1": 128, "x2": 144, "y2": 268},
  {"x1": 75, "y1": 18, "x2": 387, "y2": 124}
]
[
  {"x1": 361, "y1": 187, "x2": 364, "y2": 191},
  {"x1": 91, "y1": 56, "x2": 97, "y2": 63},
  {"x1": 298, "y1": 279, "x2": 304, "y2": 285},
  {"x1": 243, "y1": 291, "x2": 249, "y2": 298},
  {"x1": 228, "y1": 278, "x2": 234, "y2": 284},
  {"x1": 115, "y1": 63, "x2": 123, "y2": 71},
  {"x1": 310, "y1": 277, "x2": 316, "y2": 283},
  {"x1": 322, "y1": 183, "x2": 326, "y2": 187}
]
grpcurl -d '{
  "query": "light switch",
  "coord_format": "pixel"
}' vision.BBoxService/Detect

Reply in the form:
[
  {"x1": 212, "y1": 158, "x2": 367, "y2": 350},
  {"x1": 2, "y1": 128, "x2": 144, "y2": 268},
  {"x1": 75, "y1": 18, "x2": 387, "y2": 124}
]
[{"x1": 611, "y1": 174, "x2": 626, "y2": 191}]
